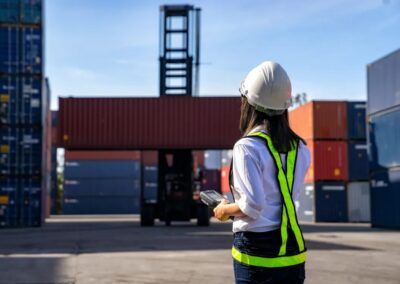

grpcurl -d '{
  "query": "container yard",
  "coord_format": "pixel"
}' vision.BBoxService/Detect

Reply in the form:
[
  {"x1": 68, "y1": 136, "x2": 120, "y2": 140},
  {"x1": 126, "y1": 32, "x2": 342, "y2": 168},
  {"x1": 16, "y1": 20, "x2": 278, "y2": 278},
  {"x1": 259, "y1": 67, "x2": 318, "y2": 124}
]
[{"x1": 1, "y1": 1, "x2": 399, "y2": 284}]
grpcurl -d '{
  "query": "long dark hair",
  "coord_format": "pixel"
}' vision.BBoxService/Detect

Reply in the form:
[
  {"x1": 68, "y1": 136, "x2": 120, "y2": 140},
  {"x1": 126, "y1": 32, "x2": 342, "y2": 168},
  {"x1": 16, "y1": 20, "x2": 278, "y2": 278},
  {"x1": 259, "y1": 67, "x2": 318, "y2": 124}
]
[{"x1": 239, "y1": 96, "x2": 305, "y2": 153}]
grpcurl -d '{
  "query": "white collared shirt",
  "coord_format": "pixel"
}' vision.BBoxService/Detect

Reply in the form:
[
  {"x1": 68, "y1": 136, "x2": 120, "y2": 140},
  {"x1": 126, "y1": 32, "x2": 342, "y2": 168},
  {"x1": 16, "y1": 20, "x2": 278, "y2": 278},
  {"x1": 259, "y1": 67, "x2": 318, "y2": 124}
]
[{"x1": 231, "y1": 125, "x2": 310, "y2": 233}]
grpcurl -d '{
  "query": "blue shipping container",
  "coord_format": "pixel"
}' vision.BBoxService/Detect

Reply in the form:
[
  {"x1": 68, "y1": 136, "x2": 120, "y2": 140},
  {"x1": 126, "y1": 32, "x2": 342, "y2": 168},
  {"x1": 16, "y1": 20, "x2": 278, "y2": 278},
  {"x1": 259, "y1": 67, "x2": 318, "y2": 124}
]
[
  {"x1": 63, "y1": 196, "x2": 140, "y2": 214},
  {"x1": 64, "y1": 160, "x2": 141, "y2": 179},
  {"x1": 0, "y1": 177, "x2": 18, "y2": 227},
  {"x1": 0, "y1": 26, "x2": 42, "y2": 74},
  {"x1": 204, "y1": 150, "x2": 221, "y2": 170},
  {"x1": 20, "y1": 0, "x2": 42, "y2": 24},
  {"x1": 0, "y1": 0, "x2": 18, "y2": 23},
  {"x1": 20, "y1": 177, "x2": 41, "y2": 226},
  {"x1": 347, "y1": 101, "x2": 366, "y2": 140},
  {"x1": 368, "y1": 109, "x2": 400, "y2": 171},
  {"x1": 143, "y1": 166, "x2": 158, "y2": 182},
  {"x1": 63, "y1": 178, "x2": 141, "y2": 197},
  {"x1": 368, "y1": 49, "x2": 400, "y2": 115},
  {"x1": 315, "y1": 182, "x2": 348, "y2": 222},
  {"x1": 143, "y1": 182, "x2": 158, "y2": 203},
  {"x1": 0, "y1": 126, "x2": 42, "y2": 176},
  {"x1": 0, "y1": 76, "x2": 42, "y2": 124},
  {"x1": 370, "y1": 169, "x2": 400, "y2": 229},
  {"x1": 348, "y1": 142, "x2": 369, "y2": 181},
  {"x1": 0, "y1": 176, "x2": 42, "y2": 227}
]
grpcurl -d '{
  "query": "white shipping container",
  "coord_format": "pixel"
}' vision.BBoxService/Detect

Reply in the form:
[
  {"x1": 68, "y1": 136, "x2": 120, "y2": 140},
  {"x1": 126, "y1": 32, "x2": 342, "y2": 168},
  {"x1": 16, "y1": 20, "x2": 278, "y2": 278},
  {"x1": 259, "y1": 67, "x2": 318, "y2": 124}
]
[{"x1": 347, "y1": 182, "x2": 371, "y2": 222}]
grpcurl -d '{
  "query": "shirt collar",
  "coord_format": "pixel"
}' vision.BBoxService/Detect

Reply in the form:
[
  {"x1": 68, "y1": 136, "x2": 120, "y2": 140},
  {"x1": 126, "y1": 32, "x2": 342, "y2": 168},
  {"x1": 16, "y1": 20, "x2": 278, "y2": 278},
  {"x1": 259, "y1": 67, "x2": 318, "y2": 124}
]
[{"x1": 248, "y1": 123, "x2": 267, "y2": 135}]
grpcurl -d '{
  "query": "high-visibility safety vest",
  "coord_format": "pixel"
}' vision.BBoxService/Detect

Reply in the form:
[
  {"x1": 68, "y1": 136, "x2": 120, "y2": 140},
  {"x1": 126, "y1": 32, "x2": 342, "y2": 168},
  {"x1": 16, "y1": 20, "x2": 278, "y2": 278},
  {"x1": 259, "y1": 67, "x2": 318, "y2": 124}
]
[{"x1": 229, "y1": 131, "x2": 307, "y2": 268}]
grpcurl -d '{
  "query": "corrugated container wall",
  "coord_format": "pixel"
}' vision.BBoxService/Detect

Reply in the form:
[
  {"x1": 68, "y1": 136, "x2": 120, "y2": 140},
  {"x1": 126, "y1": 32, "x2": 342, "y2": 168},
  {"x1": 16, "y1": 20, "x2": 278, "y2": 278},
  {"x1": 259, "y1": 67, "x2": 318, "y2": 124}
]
[
  {"x1": 347, "y1": 142, "x2": 369, "y2": 181},
  {"x1": 297, "y1": 182, "x2": 348, "y2": 222},
  {"x1": 367, "y1": 49, "x2": 400, "y2": 115},
  {"x1": 289, "y1": 101, "x2": 347, "y2": 140},
  {"x1": 305, "y1": 140, "x2": 348, "y2": 182},
  {"x1": 347, "y1": 182, "x2": 370, "y2": 222},
  {"x1": 347, "y1": 102, "x2": 366, "y2": 140},
  {"x1": 370, "y1": 169, "x2": 400, "y2": 229},
  {"x1": 58, "y1": 97, "x2": 241, "y2": 150}
]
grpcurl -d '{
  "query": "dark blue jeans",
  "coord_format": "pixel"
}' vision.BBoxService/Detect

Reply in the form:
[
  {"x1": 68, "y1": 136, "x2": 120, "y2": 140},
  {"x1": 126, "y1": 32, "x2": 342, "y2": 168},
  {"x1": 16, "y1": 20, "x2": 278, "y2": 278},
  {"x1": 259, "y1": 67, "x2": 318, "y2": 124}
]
[{"x1": 233, "y1": 231, "x2": 306, "y2": 284}]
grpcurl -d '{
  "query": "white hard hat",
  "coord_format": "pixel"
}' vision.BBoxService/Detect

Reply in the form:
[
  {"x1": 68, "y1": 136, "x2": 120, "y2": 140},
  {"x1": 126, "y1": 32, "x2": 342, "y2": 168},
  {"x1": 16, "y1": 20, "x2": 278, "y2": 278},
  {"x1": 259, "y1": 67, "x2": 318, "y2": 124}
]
[{"x1": 240, "y1": 61, "x2": 292, "y2": 114}]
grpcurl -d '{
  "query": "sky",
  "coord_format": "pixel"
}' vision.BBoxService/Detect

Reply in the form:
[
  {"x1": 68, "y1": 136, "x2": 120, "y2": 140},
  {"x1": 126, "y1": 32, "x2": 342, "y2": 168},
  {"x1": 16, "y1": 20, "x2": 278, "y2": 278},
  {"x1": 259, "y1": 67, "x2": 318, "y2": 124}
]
[{"x1": 46, "y1": 0, "x2": 400, "y2": 110}]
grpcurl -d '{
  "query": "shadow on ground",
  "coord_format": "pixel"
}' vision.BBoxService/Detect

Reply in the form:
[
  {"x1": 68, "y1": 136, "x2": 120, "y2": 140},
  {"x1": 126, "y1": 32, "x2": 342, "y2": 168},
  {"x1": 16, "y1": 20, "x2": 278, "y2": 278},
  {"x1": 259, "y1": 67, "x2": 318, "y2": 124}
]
[{"x1": 0, "y1": 216, "x2": 379, "y2": 255}]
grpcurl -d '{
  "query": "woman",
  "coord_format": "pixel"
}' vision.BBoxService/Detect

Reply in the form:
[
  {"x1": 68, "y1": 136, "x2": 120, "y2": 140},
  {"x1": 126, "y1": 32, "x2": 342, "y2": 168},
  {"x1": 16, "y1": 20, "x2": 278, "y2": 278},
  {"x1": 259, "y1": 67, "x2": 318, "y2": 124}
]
[{"x1": 213, "y1": 61, "x2": 310, "y2": 284}]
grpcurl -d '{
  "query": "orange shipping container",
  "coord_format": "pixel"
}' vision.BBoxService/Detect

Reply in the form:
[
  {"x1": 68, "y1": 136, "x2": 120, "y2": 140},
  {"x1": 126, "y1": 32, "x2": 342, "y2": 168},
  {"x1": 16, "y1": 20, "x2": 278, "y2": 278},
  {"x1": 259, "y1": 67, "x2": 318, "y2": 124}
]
[
  {"x1": 305, "y1": 140, "x2": 348, "y2": 182},
  {"x1": 221, "y1": 165, "x2": 230, "y2": 193},
  {"x1": 289, "y1": 101, "x2": 347, "y2": 140}
]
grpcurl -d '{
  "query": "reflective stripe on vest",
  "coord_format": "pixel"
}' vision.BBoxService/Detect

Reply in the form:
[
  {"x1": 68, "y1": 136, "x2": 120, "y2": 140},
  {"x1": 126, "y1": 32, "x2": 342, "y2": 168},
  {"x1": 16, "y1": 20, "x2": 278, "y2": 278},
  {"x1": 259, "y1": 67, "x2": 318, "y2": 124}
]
[{"x1": 232, "y1": 131, "x2": 306, "y2": 268}]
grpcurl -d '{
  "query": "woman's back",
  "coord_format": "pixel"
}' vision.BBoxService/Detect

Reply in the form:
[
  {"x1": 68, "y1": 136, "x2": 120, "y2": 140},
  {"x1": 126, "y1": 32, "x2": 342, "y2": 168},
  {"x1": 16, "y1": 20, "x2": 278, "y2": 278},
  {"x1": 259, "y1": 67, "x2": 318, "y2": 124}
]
[{"x1": 231, "y1": 126, "x2": 311, "y2": 233}]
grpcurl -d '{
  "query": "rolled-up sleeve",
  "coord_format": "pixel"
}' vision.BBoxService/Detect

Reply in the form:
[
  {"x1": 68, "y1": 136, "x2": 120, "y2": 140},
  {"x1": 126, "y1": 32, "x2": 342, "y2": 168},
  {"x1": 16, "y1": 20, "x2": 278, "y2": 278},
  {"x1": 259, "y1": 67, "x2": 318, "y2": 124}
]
[{"x1": 233, "y1": 143, "x2": 265, "y2": 220}]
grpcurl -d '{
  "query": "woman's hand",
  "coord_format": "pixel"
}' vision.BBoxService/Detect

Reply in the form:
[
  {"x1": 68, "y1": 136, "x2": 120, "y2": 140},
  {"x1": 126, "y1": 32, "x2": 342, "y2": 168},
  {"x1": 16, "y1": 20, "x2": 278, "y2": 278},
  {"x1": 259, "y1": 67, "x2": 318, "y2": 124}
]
[{"x1": 213, "y1": 199, "x2": 230, "y2": 222}]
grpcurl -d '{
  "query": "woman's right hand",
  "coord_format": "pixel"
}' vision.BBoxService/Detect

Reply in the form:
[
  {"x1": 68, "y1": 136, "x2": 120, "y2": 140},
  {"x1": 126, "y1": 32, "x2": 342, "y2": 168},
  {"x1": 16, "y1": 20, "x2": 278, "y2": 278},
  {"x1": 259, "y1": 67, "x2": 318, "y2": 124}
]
[{"x1": 213, "y1": 199, "x2": 230, "y2": 222}]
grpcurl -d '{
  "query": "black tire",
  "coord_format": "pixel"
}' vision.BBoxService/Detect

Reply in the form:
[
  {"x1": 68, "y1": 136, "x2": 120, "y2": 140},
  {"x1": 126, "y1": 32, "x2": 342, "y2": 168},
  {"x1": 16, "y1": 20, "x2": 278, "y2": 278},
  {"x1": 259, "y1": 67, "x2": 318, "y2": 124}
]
[
  {"x1": 141, "y1": 204, "x2": 155, "y2": 226},
  {"x1": 197, "y1": 204, "x2": 210, "y2": 226}
]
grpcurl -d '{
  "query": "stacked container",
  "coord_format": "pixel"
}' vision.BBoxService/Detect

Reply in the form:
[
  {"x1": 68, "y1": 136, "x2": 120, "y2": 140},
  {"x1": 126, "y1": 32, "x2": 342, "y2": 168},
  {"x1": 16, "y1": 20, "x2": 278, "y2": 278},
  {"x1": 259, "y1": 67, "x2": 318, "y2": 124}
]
[
  {"x1": 367, "y1": 49, "x2": 400, "y2": 229},
  {"x1": 50, "y1": 110, "x2": 57, "y2": 214},
  {"x1": 346, "y1": 102, "x2": 370, "y2": 222},
  {"x1": 289, "y1": 101, "x2": 349, "y2": 222},
  {"x1": 0, "y1": 0, "x2": 47, "y2": 228},
  {"x1": 63, "y1": 151, "x2": 141, "y2": 214}
]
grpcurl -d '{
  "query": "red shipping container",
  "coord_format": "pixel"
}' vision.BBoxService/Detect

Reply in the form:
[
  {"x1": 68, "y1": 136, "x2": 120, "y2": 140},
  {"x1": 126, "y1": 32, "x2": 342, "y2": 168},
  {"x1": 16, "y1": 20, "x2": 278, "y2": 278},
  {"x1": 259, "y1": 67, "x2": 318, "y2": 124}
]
[
  {"x1": 142, "y1": 151, "x2": 158, "y2": 166},
  {"x1": 201, "y1": 169, "x2": 221, "y2": 193},
  {"x1": 58, "y1": 97, "x2": 241, "y2": 150},
  {"x1": 65, "y1": 150, "x2": 141, "y2": 161},
  {"x1": 305, "y1": 140, "x2": 348, "y2": 182},
  {"x1": 221, "y1": 165, "x2": 230, "y2": 193},
  {"x1": 192, "y1": 150, "x2": 205, "y2": 170},
  {"x1": 289, "y1": 101, "x2": 347, "y2": 140}
]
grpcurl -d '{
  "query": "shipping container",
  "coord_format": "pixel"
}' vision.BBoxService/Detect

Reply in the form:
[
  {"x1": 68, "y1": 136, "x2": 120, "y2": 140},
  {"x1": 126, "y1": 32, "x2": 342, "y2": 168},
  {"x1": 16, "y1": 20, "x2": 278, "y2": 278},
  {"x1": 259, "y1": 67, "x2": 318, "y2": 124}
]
[
  {"x1": 221, "y1": 149, "x2": 233, "y2": 166},
  {"x1": 0, "y1": 0, "x2": 18, "y2": 23},
  {"x1": 20, "y1": 0, "x2": 42, "y2": 24},
  {"x1": 347, "y1": 101, "x2": 366, "y2": 140},
  {"x1": 201, "y1": 169, "x2": 221, "y2": 193},
  {"x1": 63, "y1": 196, "x2": 140, "y2": 214},
  {"x1": 368, "y1": 108, "x2": 400, "y2": 171},
  {"x1": 142, "y1": 151, "x2": 158, "y2": 166},
  {"x1": 367, "y1": 49, "x2": 400, "y2": 115},
  {"x1": 192, "y1": 150, "x2": 204, "y2": 169},
  {"x1": 64, "y1": 178, "x2": 141, "y2": 197},
  {"x1": 0, "y1": 176, "x2": 18, "y2": 227},
  {"x1": 305, "y1": 140, "x2": 348, "y2": 182},
  {"x1": 348, "y1": 142, "x2": 369, "y2": 181},
  {"x1": 0, "y1": 26, "x2": 42, "y2": 74},
  {"x1": 347, "y1": 182, "x2": 370, "y2": 222},
  {"x1": 1, "y1": 126, "x2": 42, "y2": 176},
  {"x1": 296, "y1": 183, "x2": 314, "y2": 222},
  {"x1": 289, "y1": 101, "x2": 347, "y2": 140},
  {"x1": 64, "y1": 160, "x2": 141, "y2": 179},
  {"x1": 65, "y1": 150, "x2": 140, "y2": 161},
  {"x1": 20, "y1": 177, "x2": 41, "y2": 226},
  {"x1": 58, "y1": 97, "x2": 241, "y2": 149},
  {"x1": 220, "y1": 165, "x2": 230, "y2": 193},
  {"x1": 204, "y1": 150, "x2": 222, "y2": 169},
  {"x1": 143, "y1": 182, "x2": 158, "y2": 203},
  {"x1": 0, "y1": 76, "x2": 42, "y2": 124},
  {"x1": 370, "y1": 169, "x2": 400, "y2": 229},
  {"x1": 143, "y1": 166, "x2": 158, "y2": 182},
  {"x1": 297, "y1": 182, "x2": 348, "y2": 222}
]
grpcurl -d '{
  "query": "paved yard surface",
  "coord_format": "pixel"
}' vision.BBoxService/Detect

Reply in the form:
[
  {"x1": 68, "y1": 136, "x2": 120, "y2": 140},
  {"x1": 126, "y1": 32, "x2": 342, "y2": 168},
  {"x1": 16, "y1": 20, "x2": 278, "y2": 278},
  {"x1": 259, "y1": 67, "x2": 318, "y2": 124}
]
[{"x1": 0, "y1": 215, "x2": 399, "y2": 284}]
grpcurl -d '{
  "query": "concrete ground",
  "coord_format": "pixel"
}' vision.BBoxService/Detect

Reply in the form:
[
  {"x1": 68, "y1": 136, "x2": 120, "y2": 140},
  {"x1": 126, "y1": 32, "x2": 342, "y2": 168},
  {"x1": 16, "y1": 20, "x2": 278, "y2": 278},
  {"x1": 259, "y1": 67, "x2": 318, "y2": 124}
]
[{"x1": 0, "y1": 215, "x2": 399, "y2": 284}]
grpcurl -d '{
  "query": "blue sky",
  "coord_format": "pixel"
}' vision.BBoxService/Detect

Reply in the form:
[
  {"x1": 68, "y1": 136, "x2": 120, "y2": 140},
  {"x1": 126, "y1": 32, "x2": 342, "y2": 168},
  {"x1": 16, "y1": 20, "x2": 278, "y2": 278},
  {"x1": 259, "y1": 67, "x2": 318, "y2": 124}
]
[{"x1": 46, "y1": 0, "x2": 400, "y2": 109}]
